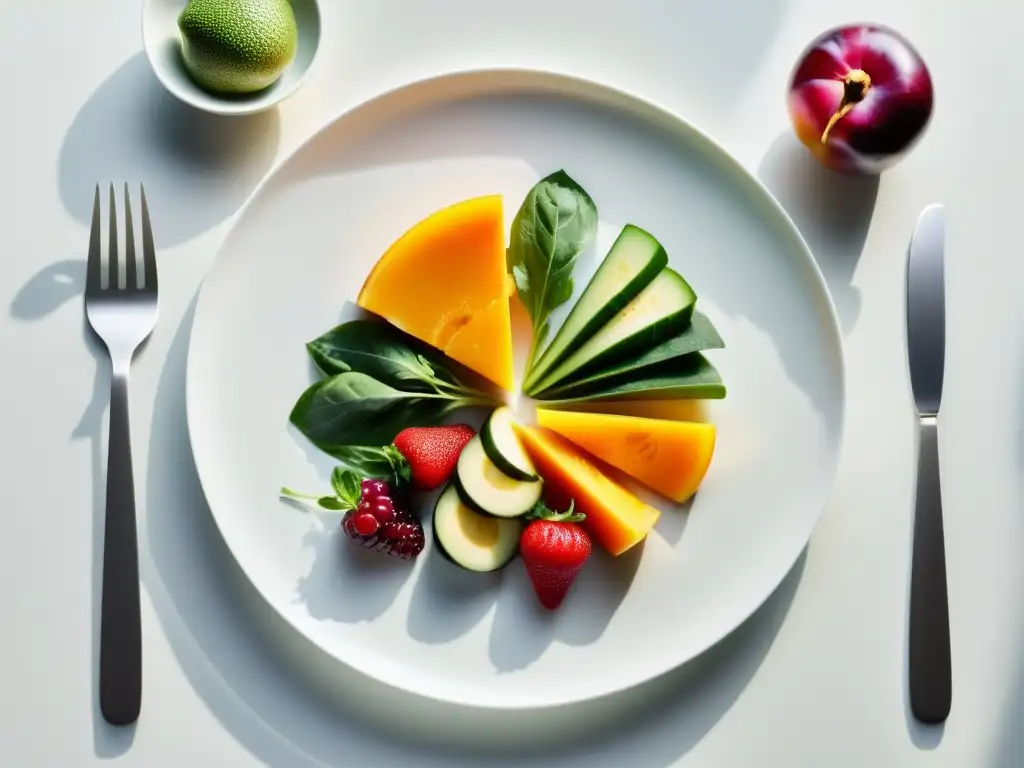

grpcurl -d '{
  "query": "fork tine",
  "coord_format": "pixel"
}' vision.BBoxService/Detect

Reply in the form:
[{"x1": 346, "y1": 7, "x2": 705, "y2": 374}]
[
  {"x1": 108, "y1": 183, "x2": 119, "y2": 291},
  {"x1": 140, "y1": 184, "x2": 157, "y2": 293},
  {"x1": 124, "y1": 184, "x2": 138, "y2": 291},
  {"x1": 87, "y1": 184, "x2": 102, "y2": 293}
]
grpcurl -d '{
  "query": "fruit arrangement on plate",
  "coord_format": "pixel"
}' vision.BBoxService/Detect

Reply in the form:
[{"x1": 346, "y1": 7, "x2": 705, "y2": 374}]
[{"x1": 281, "y1": 170, "x2": 726, "y2": 610}]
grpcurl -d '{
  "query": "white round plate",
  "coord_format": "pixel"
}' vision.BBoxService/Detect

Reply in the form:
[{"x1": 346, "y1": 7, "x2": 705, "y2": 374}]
[{"x1": 186, "y1": 69, "x2": 845, "y2": 709}]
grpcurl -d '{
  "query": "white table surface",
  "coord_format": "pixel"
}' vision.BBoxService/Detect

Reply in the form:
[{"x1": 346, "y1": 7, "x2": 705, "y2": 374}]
[{"x1": 2, "y1": 1, "x2": 1020, "y2": 765}]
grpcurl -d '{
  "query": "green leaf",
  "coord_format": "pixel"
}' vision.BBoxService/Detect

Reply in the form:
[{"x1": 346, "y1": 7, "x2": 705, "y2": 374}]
[
  {"x1": 537, "y1": 353, "x2": 727, "y2": 403},
  {"x1": 507, "y1": 170, "x2": 598, "y2": 371},
  {"x1": 330, "y1": 466, "x2": 364, "y2": 507},
  {"x1": 305, "y1": 321, "x2": 464, "y2": 393},
  {"x1": 280, "y1": 485, "x2": 357, "y2": 512},
  {"x1": 532, "y1": 312, "x2": 726, "y2": 396},
  {"x1": 526, "y1": 498, "x2": 585, "y2": 523},
  {"x1": 416, "y1": 355, "x2": 436, "y2": 376},
  {"x1": 289, "y1": 372, "x2": 466, "y2": 449},
  {"x1": 329, "y1": 445, "x2": 401, "y2": 482}
]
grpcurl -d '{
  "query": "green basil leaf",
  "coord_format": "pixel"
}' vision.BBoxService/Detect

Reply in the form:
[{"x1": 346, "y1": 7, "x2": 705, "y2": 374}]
[
  {"x1": 329, "y1": 446, "x2": 398, "y2": 482},
  {"x1": 507, "y1": 170, "x2": 598, "y2": 368},
  {"x1": 305, "y1": 321, "x2": 461, "y2": 392},
  {"x1": 317, "y1": 496, "x2": 346, "y2": 510},
  {"x1": 330, "y1": 466, "x2": 366, "y2": 507},
  {"x1": 289, "y1": 372, "x2": 459, "y2": 448}
]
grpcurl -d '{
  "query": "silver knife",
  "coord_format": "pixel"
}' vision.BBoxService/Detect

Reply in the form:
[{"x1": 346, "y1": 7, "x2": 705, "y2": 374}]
[{"x1": 906, "y1": 203, "x2": 951, "y2": 724}]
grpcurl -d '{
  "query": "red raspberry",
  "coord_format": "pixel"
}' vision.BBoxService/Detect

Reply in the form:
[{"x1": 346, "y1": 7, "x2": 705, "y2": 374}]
[
  {"x1": 372, "y1": 499, "x2": 395, "y2": 523},
  {"x1": 353, "y1": 513, "x2": 379, "y2": 537},
  {"x1": 382, "y1": 518, "x2": 425, "y2": 560},
  {"x1": 361, "y1": 479, "x2": 389, "y2": 501},
  {"x1": 341, "y1": 482, "x2": 423, "y2": 560}
]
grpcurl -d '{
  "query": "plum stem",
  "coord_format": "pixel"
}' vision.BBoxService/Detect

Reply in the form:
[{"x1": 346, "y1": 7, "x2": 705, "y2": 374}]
[{"x1": 820, "y1": 69, "x2": 872, "y2": 145}]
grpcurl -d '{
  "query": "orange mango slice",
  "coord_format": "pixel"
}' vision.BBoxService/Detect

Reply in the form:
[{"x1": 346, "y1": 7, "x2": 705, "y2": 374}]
[
  {"x1": 512, "y1": 424, "x2": 661, "y2": 556},
  {"x1": 534, "y1": 409, "x2": 715, "y2": 503},
  {"x1": 357, "y1": 195, "x2": 515, "y2": 390}
]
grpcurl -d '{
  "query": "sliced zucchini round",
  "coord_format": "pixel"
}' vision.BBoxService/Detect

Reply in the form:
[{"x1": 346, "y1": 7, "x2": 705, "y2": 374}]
[
  {"x1": 432, "y1": 485, "x2": 521, "y2": 572},
  {"x1": 480, "y1": 406, "x2": 538, "y2": 482},
  {"x1": 455, "y1": 435, "x2": 542, "y2": 518}
]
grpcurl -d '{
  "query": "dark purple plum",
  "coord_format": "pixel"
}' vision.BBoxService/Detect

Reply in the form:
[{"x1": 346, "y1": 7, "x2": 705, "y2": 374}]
[{"x1": 787, "y1": 24, "x2": 934, "y2": 174}]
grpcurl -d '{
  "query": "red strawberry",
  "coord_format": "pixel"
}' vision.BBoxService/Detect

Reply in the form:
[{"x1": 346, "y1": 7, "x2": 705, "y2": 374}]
[
  {"x1": 392, "y1": 424, "x2": 476, "y2": 491},
  {"x1": 519, "y1": 501, "x2": 591, "y2": 610}
]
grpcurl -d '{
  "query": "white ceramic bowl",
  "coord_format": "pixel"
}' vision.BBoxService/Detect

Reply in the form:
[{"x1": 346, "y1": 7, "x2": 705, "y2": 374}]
[{"x1": 142, "y1": 0, "x2": 321, "y2": 116}]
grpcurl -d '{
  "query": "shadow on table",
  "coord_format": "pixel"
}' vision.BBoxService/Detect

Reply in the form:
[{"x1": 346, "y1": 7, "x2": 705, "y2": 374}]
[
  {"x1": 9, "y1": 259, "x2": 84, "y2": 320},
  {"x1": 981, "y1": 349, "x2": 1024, "y2": 766},
  {"x1": 57, "y1": 51, "x2": 280, "y2": 249},
  {"x1": 757, "y1": 131, "x2": 880, "y2": 336},
  {"x1": 7, "y1": 256, "x2": 141, "y2": 754},
  {"x1": 134, "y1": 297, "x2": 807, "y2": 767},
  {"x1": 337, "y1": 0, "x2": 791, "y2": 128},
  {"x1": 3, "y1": 252, "x2": 139, "y2": 754}
]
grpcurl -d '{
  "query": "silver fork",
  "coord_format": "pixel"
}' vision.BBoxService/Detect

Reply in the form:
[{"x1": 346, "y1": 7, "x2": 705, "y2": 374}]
[{"x1": 85, "y1": 183, "x2": 158, "y2": 726}]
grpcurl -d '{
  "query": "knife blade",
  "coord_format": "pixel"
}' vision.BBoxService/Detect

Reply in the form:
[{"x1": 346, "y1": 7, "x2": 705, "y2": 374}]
[{"x1": 905, "y1": 203, "x2": 951, "y2": 724}]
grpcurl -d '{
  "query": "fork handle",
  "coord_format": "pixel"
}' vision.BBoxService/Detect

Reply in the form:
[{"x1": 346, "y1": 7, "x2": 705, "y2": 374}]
[
  {"x1": 908, "y1": 415, "x2": 951, "y2": 724},
  {"x1": 99, "y1": 370, "x2": 142, "y2": 726}
]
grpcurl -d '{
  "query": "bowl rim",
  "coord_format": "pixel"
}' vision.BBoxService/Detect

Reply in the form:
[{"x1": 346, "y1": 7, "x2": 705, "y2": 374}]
[{"x1": 141, "y1": 0, "x2": 322, "y2": 117}]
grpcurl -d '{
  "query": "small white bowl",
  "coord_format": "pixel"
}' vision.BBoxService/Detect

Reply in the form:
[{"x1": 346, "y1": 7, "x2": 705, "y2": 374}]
[{"x1": 142, "y1": 0, "x2": 321, "y2": 116}]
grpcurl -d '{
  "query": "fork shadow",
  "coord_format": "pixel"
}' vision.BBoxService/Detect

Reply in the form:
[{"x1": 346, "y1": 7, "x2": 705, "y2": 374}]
[
  {"x1": 9, "y1": 259, "x2": 84, "y2": 321},
  {"x1": 4, "y1": 253, "x2": 132, "y2": 753},
  {"x1": 8, "y1": 248, "x2": 139, "y2": 754}
]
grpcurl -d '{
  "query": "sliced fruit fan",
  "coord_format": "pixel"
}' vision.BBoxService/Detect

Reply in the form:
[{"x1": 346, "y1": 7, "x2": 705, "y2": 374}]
[{"x1": 282, "y1": 170, "x2": 725, "y2": 611}]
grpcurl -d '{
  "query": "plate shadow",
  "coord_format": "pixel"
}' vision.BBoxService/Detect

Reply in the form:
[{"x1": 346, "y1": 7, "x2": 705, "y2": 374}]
[
  {"x1": 488, "y1": 542, "x2": 643, "y2": 673},
  {"x1": 407, "y1": 541, "x2": 504, "y2": 646},
  {"x1": 296, "y1": 524, "x2": 416, "y2": 624}
]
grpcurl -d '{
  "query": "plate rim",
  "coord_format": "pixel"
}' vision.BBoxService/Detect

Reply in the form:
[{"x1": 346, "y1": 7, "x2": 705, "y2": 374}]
[{"x1": 184, "y1": 66, "x2": 847, "y2": 710}]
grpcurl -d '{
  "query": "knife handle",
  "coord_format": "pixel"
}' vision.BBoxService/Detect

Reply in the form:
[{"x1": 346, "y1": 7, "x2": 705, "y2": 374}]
[{"x1": 908, "y1": 415, "x2": 952, "y2": 724}]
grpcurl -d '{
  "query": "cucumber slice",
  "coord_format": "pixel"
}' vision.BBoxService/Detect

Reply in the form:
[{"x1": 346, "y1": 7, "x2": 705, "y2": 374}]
[
  {"x1": 432, "y1": 485, "x2": 521, "y2": 572},
  {"x1": 530, "y1": 268, "x2": 697, "y2": 394},
  {"x1": 480, "y1": 406, "x2": 538, "y2": 482},
  {"x1": 455, "y1": 436, "x2": 542, "y2": 518},
  {"x1": 523, "y1": 225, "x2": 667, "y2": 393},
  {"x1": 536, "y1": 311, "x2": 724, "y2": 395}
]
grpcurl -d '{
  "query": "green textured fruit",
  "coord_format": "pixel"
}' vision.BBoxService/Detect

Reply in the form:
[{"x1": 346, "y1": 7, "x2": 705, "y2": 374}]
[{"x1": 178, "y1": 0, "x2": 298, "y2": 95}]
